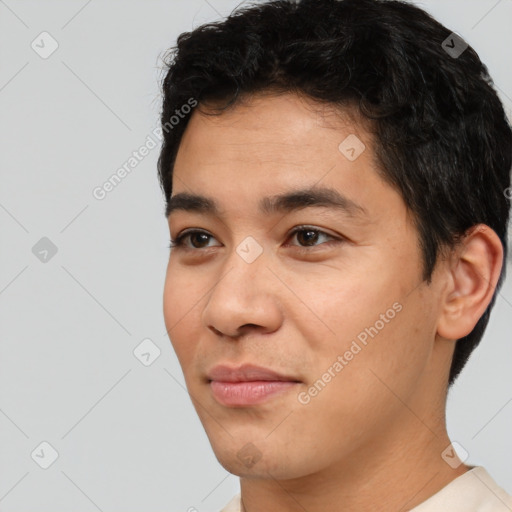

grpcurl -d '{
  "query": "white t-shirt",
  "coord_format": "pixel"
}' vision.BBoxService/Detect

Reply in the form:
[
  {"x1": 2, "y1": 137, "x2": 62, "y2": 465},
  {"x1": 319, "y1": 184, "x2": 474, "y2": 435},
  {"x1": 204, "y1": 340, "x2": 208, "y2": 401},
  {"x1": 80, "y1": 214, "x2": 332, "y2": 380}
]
[{"x1": 220, "y1": 466, "x2": 512, "y2": 511}]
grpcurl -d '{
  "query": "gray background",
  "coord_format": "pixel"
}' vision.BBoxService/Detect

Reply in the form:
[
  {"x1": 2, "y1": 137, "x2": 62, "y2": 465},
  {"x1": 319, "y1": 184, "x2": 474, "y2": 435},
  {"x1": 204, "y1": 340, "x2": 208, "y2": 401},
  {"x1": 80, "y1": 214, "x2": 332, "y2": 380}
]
[{"x1": 0, "y1": 1, "x2": 511, "y2": 511}]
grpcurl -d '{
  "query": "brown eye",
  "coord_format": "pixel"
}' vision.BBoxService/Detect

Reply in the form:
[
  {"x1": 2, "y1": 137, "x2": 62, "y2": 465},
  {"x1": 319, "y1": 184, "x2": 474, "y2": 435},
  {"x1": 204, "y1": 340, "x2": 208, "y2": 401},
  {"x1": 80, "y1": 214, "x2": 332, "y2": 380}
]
[
  {"x1": 188, "y1": 232, "x2": 211, "y2": 248},
  {"x1": 295, "y1": 229, "x2": 321, "y2": 246},
  {"x1": 288, "y1": 226, "x2": 338, "y2": 248},
  {"x1": 169, "y1": 230, "x2": 219, "y2": 250}
]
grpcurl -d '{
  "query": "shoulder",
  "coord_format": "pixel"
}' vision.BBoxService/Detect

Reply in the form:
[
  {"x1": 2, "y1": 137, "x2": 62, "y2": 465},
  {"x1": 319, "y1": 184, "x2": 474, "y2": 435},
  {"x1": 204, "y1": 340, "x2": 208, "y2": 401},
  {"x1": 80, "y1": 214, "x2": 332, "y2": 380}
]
[
  {"x1": 412, "y1": 466, "x2": 512, "y2": 512},
  {"x1": 470, "y1": 466, "x2": 512, "y2": 511},
  {"x1": 219, "y1": 493, "x2": 241, "y2": 512}
]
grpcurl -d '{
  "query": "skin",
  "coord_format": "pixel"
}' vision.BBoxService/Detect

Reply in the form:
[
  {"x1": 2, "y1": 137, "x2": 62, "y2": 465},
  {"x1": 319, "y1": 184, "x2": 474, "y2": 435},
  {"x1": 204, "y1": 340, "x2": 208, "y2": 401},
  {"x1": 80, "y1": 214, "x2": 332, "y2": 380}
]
[{"x1": 163, "y1": 91, "x2": 503, "y2": 511}]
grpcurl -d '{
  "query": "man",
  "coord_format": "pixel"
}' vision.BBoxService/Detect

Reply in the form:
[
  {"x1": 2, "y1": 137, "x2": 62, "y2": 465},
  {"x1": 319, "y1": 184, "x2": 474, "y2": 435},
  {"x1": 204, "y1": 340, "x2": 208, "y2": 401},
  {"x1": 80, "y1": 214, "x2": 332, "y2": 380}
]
[{"x1": 158, "y1": 0, "x2": 512, "y2": 510}]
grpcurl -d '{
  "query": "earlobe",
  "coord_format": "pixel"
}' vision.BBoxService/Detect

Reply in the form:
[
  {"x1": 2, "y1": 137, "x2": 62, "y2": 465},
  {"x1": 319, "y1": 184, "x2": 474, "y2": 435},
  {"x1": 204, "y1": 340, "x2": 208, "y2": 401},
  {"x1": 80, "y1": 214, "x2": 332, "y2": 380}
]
[{"x1": 437, "y1": 225, "x2": 503, "y2": 341}]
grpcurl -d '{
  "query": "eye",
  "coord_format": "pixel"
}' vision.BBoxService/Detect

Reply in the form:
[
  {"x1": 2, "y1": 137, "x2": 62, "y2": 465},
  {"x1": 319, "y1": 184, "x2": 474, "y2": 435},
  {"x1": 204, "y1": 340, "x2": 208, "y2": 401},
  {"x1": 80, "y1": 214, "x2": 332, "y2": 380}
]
[
  {"x1": 169, "y1": 229, "x2": 219, "y2": 250},
  {"x1": 286, "y1": 225, "x2": 340, "y2": 249},
  {"x1": 169, "y1": 225, "x2": 343, "y2": 251}
]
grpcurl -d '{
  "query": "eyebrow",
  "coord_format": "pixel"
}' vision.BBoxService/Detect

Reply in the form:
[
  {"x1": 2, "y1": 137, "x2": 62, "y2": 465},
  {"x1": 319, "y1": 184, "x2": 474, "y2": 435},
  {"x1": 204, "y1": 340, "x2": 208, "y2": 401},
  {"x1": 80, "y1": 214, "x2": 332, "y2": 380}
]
[{"x1": 166, "y1": 187, "x2": 368, "y2": 220}]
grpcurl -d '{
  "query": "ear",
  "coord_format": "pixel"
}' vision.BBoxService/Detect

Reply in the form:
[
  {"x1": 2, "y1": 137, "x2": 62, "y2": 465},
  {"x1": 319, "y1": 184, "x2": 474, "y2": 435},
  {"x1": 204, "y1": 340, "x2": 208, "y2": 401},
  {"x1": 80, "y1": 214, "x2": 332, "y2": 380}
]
[{"x1": 437, "y1": 224, "x2": 504, "y2": 340}]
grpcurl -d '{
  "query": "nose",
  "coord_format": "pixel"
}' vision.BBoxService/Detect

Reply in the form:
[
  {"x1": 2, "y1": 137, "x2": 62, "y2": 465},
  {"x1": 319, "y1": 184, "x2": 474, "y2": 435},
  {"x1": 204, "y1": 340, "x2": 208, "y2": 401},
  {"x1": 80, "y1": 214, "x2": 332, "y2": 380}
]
[{"x1": 201, "y1": 245, "x2": 283, "y2": 340}]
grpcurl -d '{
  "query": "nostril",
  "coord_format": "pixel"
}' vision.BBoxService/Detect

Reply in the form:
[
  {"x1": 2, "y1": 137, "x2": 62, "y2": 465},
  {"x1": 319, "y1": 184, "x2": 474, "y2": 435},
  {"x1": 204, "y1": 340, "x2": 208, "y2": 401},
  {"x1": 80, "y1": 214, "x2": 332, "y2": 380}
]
[
  {"x1": 209, "y1": 324, "x2": 263, "y2": 339},
  {"x1": 209, "y1": 326, "x2": 223, "y2": 336}
]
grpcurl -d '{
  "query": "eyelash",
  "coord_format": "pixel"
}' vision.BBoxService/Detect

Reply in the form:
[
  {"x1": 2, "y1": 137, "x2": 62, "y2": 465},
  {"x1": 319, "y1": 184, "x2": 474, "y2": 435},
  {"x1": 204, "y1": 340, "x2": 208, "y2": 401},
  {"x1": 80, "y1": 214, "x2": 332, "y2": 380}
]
[{"x1": 168, "y1": 225, "x2": 343, "y2": 254}]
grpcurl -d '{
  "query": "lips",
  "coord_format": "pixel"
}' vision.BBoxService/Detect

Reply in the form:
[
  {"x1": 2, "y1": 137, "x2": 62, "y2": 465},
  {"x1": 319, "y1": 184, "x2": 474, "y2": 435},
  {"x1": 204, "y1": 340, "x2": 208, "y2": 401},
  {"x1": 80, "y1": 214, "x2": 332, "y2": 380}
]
[
  {"x1": 207, "y1": 364, "x2": 301, "y2": 406},
  {"x1": 207, "y1": 364, "x2": 299, "y2": 383}
]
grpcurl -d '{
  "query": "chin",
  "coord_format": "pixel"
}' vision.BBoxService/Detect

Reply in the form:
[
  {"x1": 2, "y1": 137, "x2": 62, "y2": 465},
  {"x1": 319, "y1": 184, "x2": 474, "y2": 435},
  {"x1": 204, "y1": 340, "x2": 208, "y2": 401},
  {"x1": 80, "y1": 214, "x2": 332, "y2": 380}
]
[{"x1": 208, "y1": 435, "x2": 311, "y2": 480}]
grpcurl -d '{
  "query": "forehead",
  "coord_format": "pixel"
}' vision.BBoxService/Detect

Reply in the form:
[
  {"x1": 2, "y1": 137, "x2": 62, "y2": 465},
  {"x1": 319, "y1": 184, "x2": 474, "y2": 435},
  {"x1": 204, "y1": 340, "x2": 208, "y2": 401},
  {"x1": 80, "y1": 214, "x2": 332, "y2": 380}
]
[
  {"x1": 176, "y1": 92, "x2": 367, "y2": 164},
  {"x1": 170, "y1": 92, "x2": 406, "y2": 226}
]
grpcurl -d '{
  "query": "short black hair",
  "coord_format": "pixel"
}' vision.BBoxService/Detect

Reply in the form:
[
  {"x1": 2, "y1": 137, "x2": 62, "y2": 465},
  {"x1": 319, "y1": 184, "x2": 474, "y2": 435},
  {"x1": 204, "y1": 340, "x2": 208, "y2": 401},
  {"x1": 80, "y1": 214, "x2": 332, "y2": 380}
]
[{"x1": 157, "y1": 0, "x2": 512, "y2": 385}]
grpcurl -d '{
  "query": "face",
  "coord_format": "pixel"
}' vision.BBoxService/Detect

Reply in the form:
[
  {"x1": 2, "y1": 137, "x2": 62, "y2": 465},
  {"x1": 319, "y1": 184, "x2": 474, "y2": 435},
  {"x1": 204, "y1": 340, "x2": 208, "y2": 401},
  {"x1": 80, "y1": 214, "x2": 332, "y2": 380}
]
[{"x1": 163, "y1": 92, "x2": 448, "y2": 480}]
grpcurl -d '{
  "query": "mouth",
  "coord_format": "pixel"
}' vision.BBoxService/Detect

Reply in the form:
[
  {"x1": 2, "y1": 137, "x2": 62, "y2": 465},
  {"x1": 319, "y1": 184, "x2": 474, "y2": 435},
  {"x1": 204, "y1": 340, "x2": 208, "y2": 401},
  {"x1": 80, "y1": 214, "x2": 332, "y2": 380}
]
[{"x1": 206, "y1": 364, "x2": 302, "y2": 407}]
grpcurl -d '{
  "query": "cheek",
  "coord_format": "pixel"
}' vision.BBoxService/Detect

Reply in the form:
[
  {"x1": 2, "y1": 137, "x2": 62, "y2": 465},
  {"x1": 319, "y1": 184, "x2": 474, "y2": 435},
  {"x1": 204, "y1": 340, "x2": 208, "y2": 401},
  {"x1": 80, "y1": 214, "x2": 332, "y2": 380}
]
[
  {"x1": 163, "y1": 262, "x2": 203, "y2": 366},
  {"x1": 331, "y1": 285, "x2": 434, "y2": 407},
  {"x1": 294, "y1": 299, "x2": 433, "y2": 456},
  {"x1": 295, "y1": 253, "x2": 433, "y2": 397},
  {"x1": 283, "y1": 261, "x2": 399, "y2": 353}
]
